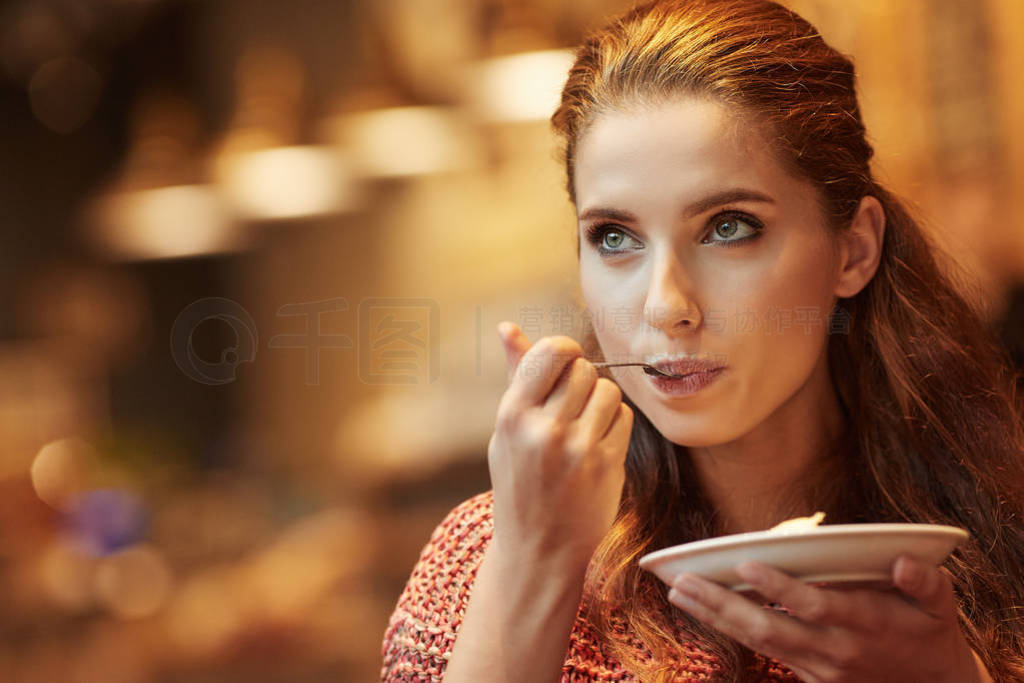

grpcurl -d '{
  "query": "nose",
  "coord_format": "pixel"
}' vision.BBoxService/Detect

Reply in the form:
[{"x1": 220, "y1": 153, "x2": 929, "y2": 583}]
[{"x1": 642, "y1": 250, "x2": 703, "y2": 334}]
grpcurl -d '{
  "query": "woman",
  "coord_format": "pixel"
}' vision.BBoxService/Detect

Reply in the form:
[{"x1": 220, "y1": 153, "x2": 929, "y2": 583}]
[{"x1": 380, "y1": 1, "x2": 1024, "y2": 680}]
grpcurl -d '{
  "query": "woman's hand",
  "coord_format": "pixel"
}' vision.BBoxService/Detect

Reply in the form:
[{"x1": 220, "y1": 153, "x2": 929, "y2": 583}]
[
  {"x1": 488, "y1": 321, "x2": 634, "y2": 569},
  {"x1": 443, "y1": 323, "x2": 633, "y2": 683},
  {"x1": 667, "y1": 554, "x2": 993, "y2": 682}
]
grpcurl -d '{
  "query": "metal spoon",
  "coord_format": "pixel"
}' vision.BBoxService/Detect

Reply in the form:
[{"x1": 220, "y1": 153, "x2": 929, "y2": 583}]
[{"x1": 590, "y1": 361, "x2": 652, "y2": 370}]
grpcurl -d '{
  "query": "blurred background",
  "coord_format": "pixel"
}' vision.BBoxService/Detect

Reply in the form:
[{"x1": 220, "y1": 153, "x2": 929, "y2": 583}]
[{"x1": 0, "y1": 0, "x2": 1022, "y2": 680}]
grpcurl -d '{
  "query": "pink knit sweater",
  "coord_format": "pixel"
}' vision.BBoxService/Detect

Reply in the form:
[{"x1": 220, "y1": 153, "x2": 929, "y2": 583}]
[{"x1": 380, "y1": 490, "x2": 802, "y2": 681}]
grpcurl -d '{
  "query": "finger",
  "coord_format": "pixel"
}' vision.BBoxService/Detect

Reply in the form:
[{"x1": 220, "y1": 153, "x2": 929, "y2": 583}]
[
  {"x1": 574, "y1": 378, "x2": 623, "y2": 443},
  {"x1": 735, "y1": 561, "x2": 858, "y2": 627},
  {"x1": 505, "y1": 336, "x2": 583, "y2": 409},
  {"x1": 892, "y1": 554, "x2": 955, "y2": 619},
  {"x1": 541, "y1": 356, "x2": 598, "y2": 422},
  {"x1": 668, "y1": 573, "x2": 821, "y2": 667},
  {"x1": 498, "y1": 321, "x2": 532, "y2": 386}
]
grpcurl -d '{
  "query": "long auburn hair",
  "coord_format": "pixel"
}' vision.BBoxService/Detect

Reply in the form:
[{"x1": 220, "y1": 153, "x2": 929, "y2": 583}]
[{"x1": 550, "y1": 1, "x2": 1024, "y2": 680}]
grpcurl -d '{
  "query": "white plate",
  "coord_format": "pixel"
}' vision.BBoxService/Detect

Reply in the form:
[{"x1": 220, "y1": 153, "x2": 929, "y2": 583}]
[{"x1": 638, "y1": 523, "x2": 969, "y2": 592}]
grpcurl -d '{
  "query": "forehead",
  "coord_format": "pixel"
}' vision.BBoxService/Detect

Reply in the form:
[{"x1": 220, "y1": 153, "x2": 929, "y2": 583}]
[{"x1": 573, "y1": 97, "x2": 798, "y2": 209}]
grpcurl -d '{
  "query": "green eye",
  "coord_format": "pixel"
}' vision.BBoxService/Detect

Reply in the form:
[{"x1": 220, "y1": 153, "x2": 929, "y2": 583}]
[
  {"x1": 604, "y1": 232, "x2": 625, "y2": 249},
  {"x1": 703, "y1": 212, "x2": 764, "y2": 247},
  {"x1": 584, "y1": 224, "x2": 642, "y2": 256},
  {"x1": 714, "y1": 218, "x2": 740, "y2": 238}
]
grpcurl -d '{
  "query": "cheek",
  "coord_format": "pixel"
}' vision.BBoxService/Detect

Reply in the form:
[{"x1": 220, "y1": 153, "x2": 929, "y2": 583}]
[
  {"x1": 580, "y1": 262, "x2": 640, "y2": 341},
  {"x1": 710, "y1": 253, "x2": 833, "y2": 426},
  {"x1": 579, "y1": 257, "x2": 615, "y2": 306},
  {"x1": 733, "y1": 245, "x2": 834, "y2": 368},
  {"x1": 747, "y1": 239, "x2": 837, "y2": 336}
]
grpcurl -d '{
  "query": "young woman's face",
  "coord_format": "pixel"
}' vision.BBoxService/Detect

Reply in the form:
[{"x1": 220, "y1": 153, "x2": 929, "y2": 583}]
[{"x1": 574, "y1": 97, "x2": 843, "y2": 447}]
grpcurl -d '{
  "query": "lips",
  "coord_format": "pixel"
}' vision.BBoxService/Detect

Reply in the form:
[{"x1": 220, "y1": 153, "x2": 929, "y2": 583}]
[{"x1": 644, "y1": 358, "x2": 726, "y2": 378}]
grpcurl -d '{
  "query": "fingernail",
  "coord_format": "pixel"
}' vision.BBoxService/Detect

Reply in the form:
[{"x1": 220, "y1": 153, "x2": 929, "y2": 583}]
[
  {"x1": 674, "y1": 574, "x2": 703, "y2": 600},
  {"x1": 497, "y1": 322, "x2": 512, "y2": 341},
  {"x1": 735, "y1": 561, "x2": 766, "y2": 584},
  {"x1": 668, "y1": 587, "x2": 698, "y2": 609},
  {"x1": 899, "y1": 556, "x2": 923, "y2": 585}
]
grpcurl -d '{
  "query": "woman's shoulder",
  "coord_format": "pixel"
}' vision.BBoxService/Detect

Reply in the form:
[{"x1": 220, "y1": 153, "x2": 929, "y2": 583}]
[
  {"x1": 389, "y1": 488, "x2": 495, "y2": 621},
  {"x1": 406, "y1": 490, "x2": 495, "y2": 598},
  {"x1": 380, "y1": 490, "x2": 495, "y2": 681},
  {"x1": 380, "y1": 490, "x2": 633, "y2": 681},
  {"x1": 422, "y1": 489, "x2": 495, "y2": 551}
]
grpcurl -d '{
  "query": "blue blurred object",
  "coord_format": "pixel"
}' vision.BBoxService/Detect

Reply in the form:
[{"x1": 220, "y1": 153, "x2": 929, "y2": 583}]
[{"x1": 63, "y1": 489, "x2": 149, "y2": 556}]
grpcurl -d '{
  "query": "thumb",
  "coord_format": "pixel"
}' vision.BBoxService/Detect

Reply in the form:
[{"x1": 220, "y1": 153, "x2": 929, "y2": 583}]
[
  {"x1": 893, "y1": 554, "x2": 955, "y2": 618},
  {"x1": 498, "y1": 321, "x2": 532, "y2": 385}
]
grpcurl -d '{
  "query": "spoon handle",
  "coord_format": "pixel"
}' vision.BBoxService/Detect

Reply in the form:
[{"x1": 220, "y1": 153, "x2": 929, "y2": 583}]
[{"x1": 590, "y1": 361, "x2": 650, "y2": 369}]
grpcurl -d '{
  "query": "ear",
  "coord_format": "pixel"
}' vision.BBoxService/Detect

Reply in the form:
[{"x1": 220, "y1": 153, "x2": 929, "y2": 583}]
[{"x1": 834, "y1": 195, "x2": 886, "y2": 299}]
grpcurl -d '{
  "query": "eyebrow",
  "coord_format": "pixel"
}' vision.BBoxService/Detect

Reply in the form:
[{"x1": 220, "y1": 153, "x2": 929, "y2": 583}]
[{"x1": 577, "y1": 188, "x2": 776, "y2": 223}]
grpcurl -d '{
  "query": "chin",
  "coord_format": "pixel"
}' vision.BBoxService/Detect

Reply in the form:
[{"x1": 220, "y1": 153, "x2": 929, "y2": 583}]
[
  {"x1": 639, "y1": 404, "x2": 730, "y2": 447},
  {"x1": 657, "y1": 427, "x2": 726, "y2": 448}
]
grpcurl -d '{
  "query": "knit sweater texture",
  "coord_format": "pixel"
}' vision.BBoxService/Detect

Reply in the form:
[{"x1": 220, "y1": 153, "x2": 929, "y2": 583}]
[{"x1": 380, "y1": 490, "x2": 802, "y2": 681}]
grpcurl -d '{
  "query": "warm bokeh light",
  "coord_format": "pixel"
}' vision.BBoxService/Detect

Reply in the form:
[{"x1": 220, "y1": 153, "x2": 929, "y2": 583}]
[
  {"x1": 39, "y1": 541, "x2": 97, "y2": 611},
  {"x1": 164, "y1": 567, "x2": 247, "y2": 658},
  {"x1": 325, "y1": 106, "x2": 481, "y2": 177},
  {"x1": 216, "y1": 145, "x2": 363, "y2": 220},
  {"x1": 94, "y1": 544, "x2": 173, "y2": 620},
  {"x1": 27, "y1": 56, "x2": 103, "y2": 134},
  {"x1": 87, "y1": 184, "x2": 244, "y2": 261},
  {"x1": 30, "y1": 437, "x2": 96, "y2": 509},
  {"x1": 464, "y1": 48, "x2": 577, "y2": 122}
]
